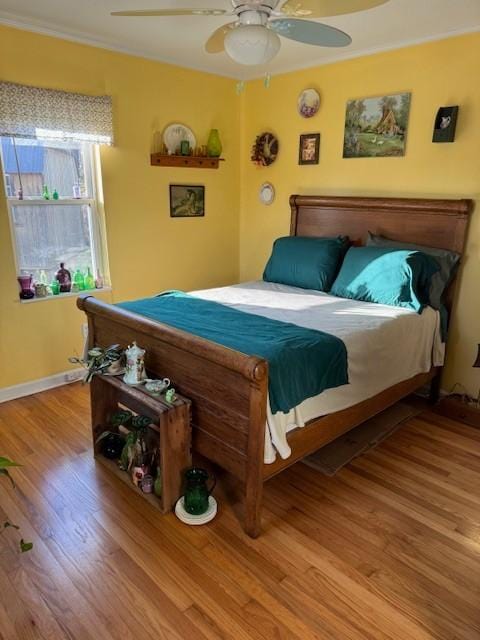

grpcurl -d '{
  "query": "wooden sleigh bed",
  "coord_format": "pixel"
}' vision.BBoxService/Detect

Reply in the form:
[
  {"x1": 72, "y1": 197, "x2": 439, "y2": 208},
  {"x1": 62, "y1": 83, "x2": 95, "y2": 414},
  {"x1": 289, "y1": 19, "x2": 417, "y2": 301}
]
[{"x1": 78, "y1": 195, "x2": 472, "y2": 537}]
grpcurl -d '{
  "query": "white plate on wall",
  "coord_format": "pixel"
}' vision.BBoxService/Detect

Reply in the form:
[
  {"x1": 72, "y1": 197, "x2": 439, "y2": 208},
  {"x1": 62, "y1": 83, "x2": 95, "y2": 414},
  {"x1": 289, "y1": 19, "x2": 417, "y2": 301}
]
[
  {"x1": 259, "y1": 182, "x2": 275, "y2": 205},
  {"x1": 298, "y1": 88, "x2": 320, "y2": 118},
  {"x1": 163, "y1": 123, "x2": 196, "y2": 155}
]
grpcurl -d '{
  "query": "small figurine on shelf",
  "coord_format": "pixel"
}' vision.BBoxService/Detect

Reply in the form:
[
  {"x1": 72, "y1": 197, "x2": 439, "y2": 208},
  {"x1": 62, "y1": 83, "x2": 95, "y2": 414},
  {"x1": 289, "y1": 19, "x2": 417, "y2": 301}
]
[
  {"x1": 56, "y1": 262, "x2": 71, "y2": 293},
  {"x1": 123, "y1": 342, "x2": 147, "y2": 386},
  {"x1": 165, "y1": 388, "x2": 177, "y2": 404}
]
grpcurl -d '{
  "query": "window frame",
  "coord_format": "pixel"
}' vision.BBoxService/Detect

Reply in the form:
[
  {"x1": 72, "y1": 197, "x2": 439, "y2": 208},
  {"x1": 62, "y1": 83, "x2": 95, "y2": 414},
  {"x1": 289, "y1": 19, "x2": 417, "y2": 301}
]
[{"x1": 0, "y1": 140, "x2": 110, "y2": 299}]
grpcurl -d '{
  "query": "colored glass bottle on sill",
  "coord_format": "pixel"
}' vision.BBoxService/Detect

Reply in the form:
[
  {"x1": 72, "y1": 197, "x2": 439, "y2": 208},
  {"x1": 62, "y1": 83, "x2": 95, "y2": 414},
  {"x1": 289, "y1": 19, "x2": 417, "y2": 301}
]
[
  {"x1": 73, "y1": 269, "x2": 85, "y2": 291},
  {"x1": 95, "y1": 269, "x2": 104, "y2": 289},
  {"x1": 52, "y1": 189, "x2": 59, "y2": 200},
  {"x1": 56, "y1": 262, "x2": 71, "y2": 293},
  {"x1": 42, "y1": 184, "x2": 50, "y2": 200},
  {"x1": 84, "y1": 267, "x2": 95, "y2": 290},
  {"x1": 50, "y1": 279, "x2": 60, "y2": 295},
  {"x1": 17, "y1": 274, "x2": 34, "y2": 300}
]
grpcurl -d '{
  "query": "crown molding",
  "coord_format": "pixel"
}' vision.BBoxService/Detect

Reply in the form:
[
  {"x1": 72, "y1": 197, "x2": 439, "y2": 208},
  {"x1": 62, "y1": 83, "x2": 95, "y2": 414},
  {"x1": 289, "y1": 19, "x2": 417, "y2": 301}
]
[
  {"x1": 0, "y1": 10, "x2": 479, "y2": 82},
  {"x1": 0, "y1": 11, "x2": 243, "y2": 80},
  {"x1": 244, "y1": 23, "x2": 480, "y2": 80}
]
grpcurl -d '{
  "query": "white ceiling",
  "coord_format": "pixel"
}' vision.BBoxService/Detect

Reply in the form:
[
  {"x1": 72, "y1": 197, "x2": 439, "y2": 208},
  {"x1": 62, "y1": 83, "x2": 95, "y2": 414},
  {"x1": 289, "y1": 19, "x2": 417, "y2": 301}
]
[{"x1": 0, "y1": 0, "x2": 479, "y2": 80}]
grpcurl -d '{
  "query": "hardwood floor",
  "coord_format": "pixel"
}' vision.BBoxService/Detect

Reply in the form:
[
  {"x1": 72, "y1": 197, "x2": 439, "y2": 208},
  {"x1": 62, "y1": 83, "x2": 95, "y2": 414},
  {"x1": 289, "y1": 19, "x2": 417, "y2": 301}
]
[{"x1": 0, "y1": 383, "x2": 479, "y2": 640}]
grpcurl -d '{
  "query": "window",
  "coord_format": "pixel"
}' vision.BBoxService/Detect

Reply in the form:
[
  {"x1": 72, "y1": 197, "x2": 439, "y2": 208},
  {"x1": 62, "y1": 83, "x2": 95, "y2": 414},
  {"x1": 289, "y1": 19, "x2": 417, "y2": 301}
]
[{"x1": 1, "y1": 137, "x2": 108, "y2": 290}]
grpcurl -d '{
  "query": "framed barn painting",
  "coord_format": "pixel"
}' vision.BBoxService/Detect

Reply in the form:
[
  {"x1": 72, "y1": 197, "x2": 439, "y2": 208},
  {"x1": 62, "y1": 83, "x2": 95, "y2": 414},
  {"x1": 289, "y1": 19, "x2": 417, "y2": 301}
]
[
  {"x1": 169, "y1": 185, "x2": 205, "y2": 217},
  {"x1": 343, "y1": 92, "x2": 411, "y2": 158},
  {"x1": 298, "y1": 133, "x2": 320, "y2": 165}
]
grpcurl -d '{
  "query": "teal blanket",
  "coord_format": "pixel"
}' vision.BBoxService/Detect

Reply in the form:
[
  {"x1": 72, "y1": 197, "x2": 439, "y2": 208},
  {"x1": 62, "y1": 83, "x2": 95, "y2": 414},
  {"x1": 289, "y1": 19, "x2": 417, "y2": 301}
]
[{"x1": 118, "y1": 292, "x2": 348, "y2": 414}]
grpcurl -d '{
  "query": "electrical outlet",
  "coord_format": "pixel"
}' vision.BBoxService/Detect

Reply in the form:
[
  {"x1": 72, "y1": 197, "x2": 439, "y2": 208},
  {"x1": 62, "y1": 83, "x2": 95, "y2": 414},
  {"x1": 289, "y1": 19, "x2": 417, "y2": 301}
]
[{"x1": 65, "y1": 371, "x2": 80, "y2": 383}]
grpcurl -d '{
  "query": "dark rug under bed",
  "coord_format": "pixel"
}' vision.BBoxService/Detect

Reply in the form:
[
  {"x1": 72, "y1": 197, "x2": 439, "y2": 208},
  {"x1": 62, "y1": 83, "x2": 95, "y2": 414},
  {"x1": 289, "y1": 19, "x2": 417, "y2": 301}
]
[{"x1": 303, "y1": 402, "x2": 421, "y2": 476}]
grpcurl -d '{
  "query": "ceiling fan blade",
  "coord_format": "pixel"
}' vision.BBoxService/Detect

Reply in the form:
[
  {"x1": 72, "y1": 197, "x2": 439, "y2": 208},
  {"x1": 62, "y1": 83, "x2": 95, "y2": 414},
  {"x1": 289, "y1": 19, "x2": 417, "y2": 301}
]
[
  {"x1": 205, "y1": 22, "x2": 236, "y2": 53},
  {"x1": 280, "y1": 0, "x2": 388, "y2": 18},
  {"x1": 270, "y1": 18, "x2": 351, "y2": 46},
  {"x1": 111, "y1": 9, "x2": 227, "y2": 17}
]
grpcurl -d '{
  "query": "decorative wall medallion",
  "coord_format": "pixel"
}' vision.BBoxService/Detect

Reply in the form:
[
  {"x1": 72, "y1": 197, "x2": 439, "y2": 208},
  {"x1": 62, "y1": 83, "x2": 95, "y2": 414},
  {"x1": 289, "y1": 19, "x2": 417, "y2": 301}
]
[
  {"x1": 251, "y1": 132, "x2": 279, "y2": 166},
  {"x1": 259, "y1": 182, "x2": 275, "y2": 205},
  {"x1": 297, "y1": 88, "x2": 320, "y2": 118}
]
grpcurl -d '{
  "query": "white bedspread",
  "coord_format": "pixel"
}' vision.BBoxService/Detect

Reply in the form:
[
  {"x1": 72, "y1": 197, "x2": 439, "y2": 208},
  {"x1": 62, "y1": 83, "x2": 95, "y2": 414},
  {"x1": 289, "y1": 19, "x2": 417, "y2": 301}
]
[{"x1": 192, "y1": 281, "x2": 444, "y2": 463}]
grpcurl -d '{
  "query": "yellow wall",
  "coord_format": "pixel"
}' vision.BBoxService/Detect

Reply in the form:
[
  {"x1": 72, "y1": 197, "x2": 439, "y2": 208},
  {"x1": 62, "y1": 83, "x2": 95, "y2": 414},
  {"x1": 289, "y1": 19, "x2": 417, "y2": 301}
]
[
  {"x1": 1, "y1": 25, "x2": 479, "y2": 397},
  {"x1": 0, "y1": 24, "x2": 240, "y2": 389},
  {"x1": 240, "y1": 33, "x2": 480, "y2": 396}
]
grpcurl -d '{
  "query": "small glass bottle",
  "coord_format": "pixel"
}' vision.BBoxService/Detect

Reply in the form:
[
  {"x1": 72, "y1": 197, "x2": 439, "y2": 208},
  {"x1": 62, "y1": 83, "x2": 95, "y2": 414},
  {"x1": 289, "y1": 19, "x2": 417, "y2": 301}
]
[
  {"x1": 52, "y1": 189, "x2": 59, "y2": 200},
  {"x1": 56, "y1": 262, "x2": 71, "y2": 293},
  {"x1": 42, "y1": 185, "x2": 50, "y2": 200},
  {"x1": 39, "y1": 270, "x2": 48, "y2": 285},
  {"x1": 141, "y1": 474, "x2": 153, "y2": 494},
  {"x1": 50, "y1": 280, "x2": 60, "y2": 295},
  {"x1": 154, "y1": 466, "x2": 162, "y2": 497},
  {"x1": 84, "y1": 267, "x2": 95, "y2": 290},
  {"x1": 95, "y1": 269, "x2": 104, "y2": 289},
  {"x1": 73, "y1": 268, "x2": 85, "y2": 291}
]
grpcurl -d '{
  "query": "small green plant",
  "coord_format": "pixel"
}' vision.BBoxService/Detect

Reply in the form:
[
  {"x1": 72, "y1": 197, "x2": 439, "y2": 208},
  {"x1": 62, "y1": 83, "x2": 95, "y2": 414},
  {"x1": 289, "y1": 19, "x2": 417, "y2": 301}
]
[
  {"x1": 0, "y1": 456, "x2": 33, "y2": 553},
  {"x1": 69, "y1": 344, "x2": 124, "y2": 383},
  {"x1": 95, "y1": 411, "x2": 152, "y2": 472}
]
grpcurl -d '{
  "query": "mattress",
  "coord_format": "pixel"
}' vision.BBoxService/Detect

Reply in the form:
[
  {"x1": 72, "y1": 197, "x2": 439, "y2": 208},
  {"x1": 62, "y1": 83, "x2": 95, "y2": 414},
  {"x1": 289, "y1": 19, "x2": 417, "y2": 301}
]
[{"x1": 192, "y1": 281, "x2": 444, "y2": 463}]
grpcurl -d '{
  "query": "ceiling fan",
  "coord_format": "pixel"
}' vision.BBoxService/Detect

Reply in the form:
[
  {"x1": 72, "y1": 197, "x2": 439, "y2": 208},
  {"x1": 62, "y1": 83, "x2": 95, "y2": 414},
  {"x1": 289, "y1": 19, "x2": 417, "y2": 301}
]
[{"x1": 112, "y1": 0, "x2": 389, "y2": 66}]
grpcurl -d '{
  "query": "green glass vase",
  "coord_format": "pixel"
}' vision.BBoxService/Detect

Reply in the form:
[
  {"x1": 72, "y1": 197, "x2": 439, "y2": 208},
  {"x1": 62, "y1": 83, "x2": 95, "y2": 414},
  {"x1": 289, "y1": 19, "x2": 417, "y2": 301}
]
[{"x1": 207, "y1": 129, "x2": 222, "y2": 158}]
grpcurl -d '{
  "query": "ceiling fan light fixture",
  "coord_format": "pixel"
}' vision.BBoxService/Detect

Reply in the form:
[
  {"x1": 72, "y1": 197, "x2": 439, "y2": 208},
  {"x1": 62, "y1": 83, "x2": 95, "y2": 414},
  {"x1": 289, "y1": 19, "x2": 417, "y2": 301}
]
[{"x1": 224, "y1": 25, "x2": 280, "y2": 65}]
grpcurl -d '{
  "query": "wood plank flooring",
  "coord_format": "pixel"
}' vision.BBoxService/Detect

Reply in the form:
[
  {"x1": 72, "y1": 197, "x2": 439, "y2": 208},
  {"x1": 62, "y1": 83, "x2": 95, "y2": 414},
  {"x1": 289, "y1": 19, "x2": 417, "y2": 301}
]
[{"x1": 0, "y1": 383, "x2": 479, "y2": 639}]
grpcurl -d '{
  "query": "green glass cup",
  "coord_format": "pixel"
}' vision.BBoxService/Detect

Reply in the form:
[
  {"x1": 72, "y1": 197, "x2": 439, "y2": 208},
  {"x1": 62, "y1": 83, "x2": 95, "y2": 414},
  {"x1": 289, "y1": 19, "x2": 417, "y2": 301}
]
[{"x1": 183, "y1": 467, "x2": 216, "y2": 516}]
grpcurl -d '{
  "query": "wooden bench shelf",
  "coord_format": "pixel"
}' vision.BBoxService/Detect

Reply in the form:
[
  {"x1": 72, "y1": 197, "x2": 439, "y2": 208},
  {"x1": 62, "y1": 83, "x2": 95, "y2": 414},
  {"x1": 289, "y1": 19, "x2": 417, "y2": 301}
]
[
  {"x1": 90, "y1": 374, "x2": 192, "y2": 513},
  {"x1": 150, "y1": 153, "x2": 225, "y2": 169}
]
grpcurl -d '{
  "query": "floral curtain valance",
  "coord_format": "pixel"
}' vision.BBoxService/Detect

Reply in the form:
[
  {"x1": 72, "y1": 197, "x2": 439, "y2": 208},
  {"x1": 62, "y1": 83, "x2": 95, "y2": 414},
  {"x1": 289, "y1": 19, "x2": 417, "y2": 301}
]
[{"x1": 0, "y1": 81, "x2": 113, "y2": 145}]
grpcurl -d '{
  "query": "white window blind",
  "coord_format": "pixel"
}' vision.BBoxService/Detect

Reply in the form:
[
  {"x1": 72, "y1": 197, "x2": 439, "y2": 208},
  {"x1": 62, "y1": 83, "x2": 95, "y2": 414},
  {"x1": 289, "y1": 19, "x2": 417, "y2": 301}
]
[{"x1": 0, "y1": 81, "x2": 113, "y2": 145}]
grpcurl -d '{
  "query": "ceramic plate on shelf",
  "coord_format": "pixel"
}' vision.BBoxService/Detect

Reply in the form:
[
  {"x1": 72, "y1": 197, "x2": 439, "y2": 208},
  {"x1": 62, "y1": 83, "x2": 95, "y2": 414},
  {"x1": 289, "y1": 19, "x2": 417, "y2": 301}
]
[
  {"x1": 259, "y1": 182, "x2": 275, "y2": 205},
  {"x1": 298, "y1": 88, "x2": 320, "y2": 118},
  {"x1": 163, "y1": 123, "x2": 196, "y2": 155},
  {"x1": 175, "y1": 496, "x2": 217, "y2": 525}
]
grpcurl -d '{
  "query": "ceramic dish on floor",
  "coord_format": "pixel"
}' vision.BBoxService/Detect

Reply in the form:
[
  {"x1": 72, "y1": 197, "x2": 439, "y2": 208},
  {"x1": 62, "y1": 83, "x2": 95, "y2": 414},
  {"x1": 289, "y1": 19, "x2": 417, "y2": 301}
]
[{"x1": 175, "y1": 496, "x2": 217, "y2": 525}]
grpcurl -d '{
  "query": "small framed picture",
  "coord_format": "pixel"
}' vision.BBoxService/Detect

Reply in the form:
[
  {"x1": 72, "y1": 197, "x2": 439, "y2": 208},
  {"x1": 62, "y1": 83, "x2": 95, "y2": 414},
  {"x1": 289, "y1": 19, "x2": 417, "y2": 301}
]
[
  {"x1": 298, "y1": 133, "x2": 320, "y2": 165},
  {"x1": 169, "y1": 184, "x2": 205, "y2": 217}
]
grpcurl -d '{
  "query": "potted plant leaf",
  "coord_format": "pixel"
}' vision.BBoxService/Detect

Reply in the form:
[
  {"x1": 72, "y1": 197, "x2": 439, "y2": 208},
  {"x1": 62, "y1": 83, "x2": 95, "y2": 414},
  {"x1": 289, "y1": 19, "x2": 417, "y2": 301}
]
[
  {"x1": 0, "y1": 456, "x2": 33, "y2": 553},
  {"x1": 69, "y1": 344, "x2": 124, "y2": 383}
]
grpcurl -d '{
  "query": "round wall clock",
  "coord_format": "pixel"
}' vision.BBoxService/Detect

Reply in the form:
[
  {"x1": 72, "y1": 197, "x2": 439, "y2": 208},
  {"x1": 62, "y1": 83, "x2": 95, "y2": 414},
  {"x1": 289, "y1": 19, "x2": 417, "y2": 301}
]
[
  {"x1": 259, "y1": 182, "x2": 275, "y2": 206},
  {"x1": 297, "y1": 88, "x2": 320, "y2": 118}
]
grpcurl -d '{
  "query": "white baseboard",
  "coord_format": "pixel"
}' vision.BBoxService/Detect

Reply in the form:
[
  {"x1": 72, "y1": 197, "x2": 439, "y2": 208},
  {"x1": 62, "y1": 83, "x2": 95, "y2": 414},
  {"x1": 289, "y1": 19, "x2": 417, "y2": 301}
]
[{"x1": 0, "y1": 368, "x2": 84, "y2": 404}]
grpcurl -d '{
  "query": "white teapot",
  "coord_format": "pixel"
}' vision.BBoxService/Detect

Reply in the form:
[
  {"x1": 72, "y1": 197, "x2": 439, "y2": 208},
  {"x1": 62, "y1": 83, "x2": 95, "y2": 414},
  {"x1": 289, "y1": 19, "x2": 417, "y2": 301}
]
[{"x1": 123, "y1": 341, "x2": 147, "y2": 385}]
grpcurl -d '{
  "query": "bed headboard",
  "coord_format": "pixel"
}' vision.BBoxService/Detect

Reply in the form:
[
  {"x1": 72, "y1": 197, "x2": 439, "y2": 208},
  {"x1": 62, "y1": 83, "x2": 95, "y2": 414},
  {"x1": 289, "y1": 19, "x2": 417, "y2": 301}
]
[{"x1": 289, "y1": 195, "x2": 472, "y2": 254}]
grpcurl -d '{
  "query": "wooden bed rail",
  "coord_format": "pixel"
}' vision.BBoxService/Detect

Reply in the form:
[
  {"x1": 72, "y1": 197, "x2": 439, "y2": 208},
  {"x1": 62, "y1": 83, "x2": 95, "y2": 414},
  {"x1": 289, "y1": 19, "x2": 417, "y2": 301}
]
[{"x1": 77, "y1": 294, "x2": 267, "y2": 382}]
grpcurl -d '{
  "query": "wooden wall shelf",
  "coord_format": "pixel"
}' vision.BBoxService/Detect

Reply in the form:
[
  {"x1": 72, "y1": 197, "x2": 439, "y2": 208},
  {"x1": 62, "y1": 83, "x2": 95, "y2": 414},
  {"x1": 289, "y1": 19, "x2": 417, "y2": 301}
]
[{"x1": 150, "y1": 153, "x2": 225, "y2": 169}]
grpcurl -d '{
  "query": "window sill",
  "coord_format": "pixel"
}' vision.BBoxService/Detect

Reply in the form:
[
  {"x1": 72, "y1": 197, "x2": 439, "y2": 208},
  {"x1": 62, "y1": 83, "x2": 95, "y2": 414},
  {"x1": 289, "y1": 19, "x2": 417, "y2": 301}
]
[{"x1": 16, "y1": 286, "x2": 112, "y2": 304}]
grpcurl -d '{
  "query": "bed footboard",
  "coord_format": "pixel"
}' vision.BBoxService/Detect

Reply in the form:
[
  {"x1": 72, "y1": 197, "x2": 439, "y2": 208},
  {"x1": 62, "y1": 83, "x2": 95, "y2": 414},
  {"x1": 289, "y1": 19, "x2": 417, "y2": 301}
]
[{"x1": 78, "y1": 294, "x2": 268, "y2": 537}]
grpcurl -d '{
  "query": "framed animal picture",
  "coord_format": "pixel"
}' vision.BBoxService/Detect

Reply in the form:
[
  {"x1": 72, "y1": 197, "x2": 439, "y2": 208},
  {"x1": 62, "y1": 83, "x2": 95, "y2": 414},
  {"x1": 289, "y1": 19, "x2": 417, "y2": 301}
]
[
  {"x1": 169, "y1": 185, "x2": 205, "y2": 218},
  {"x1": 343, "y1": 92, "x2": 411, "y2": 158},
  {"x1": 298, "y1": 133, "x2": 320, "y2": 165}
]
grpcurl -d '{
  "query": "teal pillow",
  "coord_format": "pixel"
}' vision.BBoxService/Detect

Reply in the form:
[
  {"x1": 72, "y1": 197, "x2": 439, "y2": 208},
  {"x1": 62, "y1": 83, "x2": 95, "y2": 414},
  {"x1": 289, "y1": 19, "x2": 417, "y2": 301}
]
[
  {"x1": 263, "y1": 236, "x2": 348, "y2": 292},
  {"x1": 366, "y1": 231, "x2": 459, "y2": 310},
  {"x1": 330, "y1": 246, "x2": 440, "y2": 312}
]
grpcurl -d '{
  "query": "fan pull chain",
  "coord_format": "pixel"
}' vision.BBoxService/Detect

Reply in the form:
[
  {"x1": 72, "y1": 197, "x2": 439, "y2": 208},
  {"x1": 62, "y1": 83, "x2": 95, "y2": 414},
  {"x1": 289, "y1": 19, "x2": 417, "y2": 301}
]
[{"x1": 236, "y1": 80, "x2": 245, "y2": 95}]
